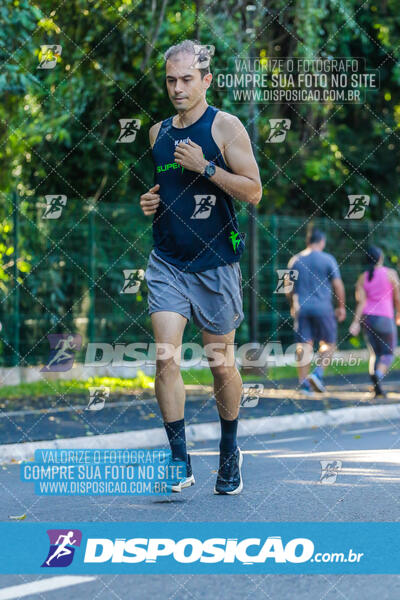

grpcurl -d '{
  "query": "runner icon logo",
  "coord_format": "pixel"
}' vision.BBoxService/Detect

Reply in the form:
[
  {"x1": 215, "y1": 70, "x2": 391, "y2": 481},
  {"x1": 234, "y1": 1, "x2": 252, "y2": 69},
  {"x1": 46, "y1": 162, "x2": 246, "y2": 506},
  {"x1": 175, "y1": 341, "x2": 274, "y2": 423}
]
[
  {"x1": 41, "y1": 529, "x2": 82, "y2": 567},
  {"x1": 266, "y1": 118, "x2": 291, "y2": 143},
  {"x1": 274, "y1": 269, "x2": 299, "y2": 293},
  {"x1": 117, "y1": 119, "x2": 141, "y2": 143},
  {"x1": 319, "y1": 460, "x2": 342, "y2": 484},
  {"x1": 121, "y1": 269, "x2": 145, "y2": 294},
  {"x1": 345, "y1": 195, "x2": 370, "y2": 219},
  {"x1": 42, "y1": 195, "x2": 67, "y2": 219},
  {"x1": 37, "y1": 45, "x2": 62, "y2": 69},
  {"x1": 190, "y1": 195, "x2": 216, "y2": 219},
  {"x1": 41, "y1": 334, "x2": 82, "y2": 373}
]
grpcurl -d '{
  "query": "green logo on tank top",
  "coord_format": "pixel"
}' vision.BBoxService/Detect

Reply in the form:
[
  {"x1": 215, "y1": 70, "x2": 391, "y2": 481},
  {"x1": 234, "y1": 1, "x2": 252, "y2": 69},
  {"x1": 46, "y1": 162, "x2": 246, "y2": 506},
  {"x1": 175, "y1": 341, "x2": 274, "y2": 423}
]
[
  {"x1": 229, "y1": 231, "x2": 241, "y2": 253},
  {"x1": 157, "y1": 162, "x2": 184, "y2": 174},
  {"x1": 156, "y1": 154, "x2": 206, "y2": 176}
]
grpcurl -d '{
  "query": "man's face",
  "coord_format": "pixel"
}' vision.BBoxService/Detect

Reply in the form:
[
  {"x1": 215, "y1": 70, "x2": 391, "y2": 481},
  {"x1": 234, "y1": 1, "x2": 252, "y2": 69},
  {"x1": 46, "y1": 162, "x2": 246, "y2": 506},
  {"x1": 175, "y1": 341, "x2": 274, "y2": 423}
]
[{"x1": 165, "y1": 52, "x2": 211, "y2": 111}]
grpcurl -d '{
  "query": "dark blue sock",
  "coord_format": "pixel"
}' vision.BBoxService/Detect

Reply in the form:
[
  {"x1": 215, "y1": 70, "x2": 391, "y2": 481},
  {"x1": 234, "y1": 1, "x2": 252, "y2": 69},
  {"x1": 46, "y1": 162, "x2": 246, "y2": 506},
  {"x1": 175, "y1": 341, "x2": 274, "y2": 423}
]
[
  {"x1": 164, "y1": 419, "x2": 187, "y2": 462},
  {"x1": 219, "y1": 415, "x2": 238, "y2": 454}
]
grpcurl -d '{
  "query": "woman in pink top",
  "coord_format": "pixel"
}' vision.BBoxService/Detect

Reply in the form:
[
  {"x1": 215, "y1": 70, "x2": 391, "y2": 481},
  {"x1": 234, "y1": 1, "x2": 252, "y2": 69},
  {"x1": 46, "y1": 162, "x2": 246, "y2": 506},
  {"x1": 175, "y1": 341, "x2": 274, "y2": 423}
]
[{"x1": 349, "y1": 246, "x2": 400, "y2": 397}]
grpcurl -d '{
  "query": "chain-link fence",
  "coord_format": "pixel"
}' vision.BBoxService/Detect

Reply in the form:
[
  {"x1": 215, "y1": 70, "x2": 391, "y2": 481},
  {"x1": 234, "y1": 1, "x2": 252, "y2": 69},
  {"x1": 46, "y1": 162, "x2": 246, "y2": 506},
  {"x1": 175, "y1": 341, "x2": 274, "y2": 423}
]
[{"x1": 2, "y1": 192, "x2": 398, "y2": 367}]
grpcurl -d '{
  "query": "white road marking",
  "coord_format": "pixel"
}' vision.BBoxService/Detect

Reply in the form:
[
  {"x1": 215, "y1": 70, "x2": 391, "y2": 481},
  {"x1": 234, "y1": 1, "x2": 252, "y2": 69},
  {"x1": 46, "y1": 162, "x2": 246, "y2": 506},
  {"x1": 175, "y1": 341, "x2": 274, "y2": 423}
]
[
  {"x1": 344, "y1": 425, "x2": 395, "y2": 435},
  {"x1": 0, "y1": 576, "x2": 96, "y2": 599},
  {"x1": 263, "y1": 436, "x2": 311, "y2": 444}
]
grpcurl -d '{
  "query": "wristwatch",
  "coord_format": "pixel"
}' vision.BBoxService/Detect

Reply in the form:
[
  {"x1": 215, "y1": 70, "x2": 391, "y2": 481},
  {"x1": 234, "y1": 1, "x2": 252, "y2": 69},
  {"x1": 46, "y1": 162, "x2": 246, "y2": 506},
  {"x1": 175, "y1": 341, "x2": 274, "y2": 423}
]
[{"x1": 203, "y1": 160, "x2": 216, "y2": 179}]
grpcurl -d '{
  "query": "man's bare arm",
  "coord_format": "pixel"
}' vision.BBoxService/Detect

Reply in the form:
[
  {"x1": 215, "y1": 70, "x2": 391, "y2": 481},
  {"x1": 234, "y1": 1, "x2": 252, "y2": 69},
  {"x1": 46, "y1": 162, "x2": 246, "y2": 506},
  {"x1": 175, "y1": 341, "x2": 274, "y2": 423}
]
[
  {"x1": 139, "y1": 124, "x2": 162, "y2": 216},
  {"x1": 174, "y1": 114, "x2": 262, "y2": 205},
  {"x1": 332, "y1": 277, "x2": 346, "y2": 322}
]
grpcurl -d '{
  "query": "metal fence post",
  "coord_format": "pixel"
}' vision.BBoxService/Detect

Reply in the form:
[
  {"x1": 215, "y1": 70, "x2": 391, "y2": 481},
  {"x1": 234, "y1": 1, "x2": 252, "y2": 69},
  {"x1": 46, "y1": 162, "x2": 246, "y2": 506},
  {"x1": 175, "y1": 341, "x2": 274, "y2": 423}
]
[
  {"x1": 88, "y1": 206, "x2": 95, "y2": 343},
  {"x1": 270, "y1": 214, "x2": 279, "y2": 340},
  {"x1": 248, "y1": 62, "x2": 259, "y2": 343},
  {"x1": 12, "y1": 191, "x2": 20, "y2": 366}
]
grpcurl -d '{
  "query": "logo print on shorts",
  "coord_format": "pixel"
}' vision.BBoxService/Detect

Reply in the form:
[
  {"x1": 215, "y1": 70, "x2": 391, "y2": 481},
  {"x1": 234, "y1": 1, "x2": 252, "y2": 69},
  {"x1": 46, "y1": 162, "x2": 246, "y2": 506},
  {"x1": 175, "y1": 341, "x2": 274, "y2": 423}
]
[
  {"x1": 41, "y1": 529, "x2": 82, "y2": 567},
  {"x1": 41, "y1": 334, "x2": 81, "y2": 372},
  {"x1": 190, "y1": 195, "x2": 216, "y2": 219},
  {"x1": 120, "y1": 269, "x2": 145, "y2": 293},
  {"x1": 116, "y1": 119, "x2": 141, "y2": 143},
  {"x1": 266, "y1": 119, "x2": 291, "y2": 143},
  {"x1": 42, "y1": 195, "x2": 67, "y2": 219},
  {"x1": 37, "y1": 45, "x2": 62, "y2": 69},
  {"x1": 274, "y1": 269, "x2": 298, "y2": 293},
  {"x1": 319, "y1": 460, "x2": 342, "y2": 484},
  {"x1": 345, "y1": 195, "x2": 370, "y2": 219}
]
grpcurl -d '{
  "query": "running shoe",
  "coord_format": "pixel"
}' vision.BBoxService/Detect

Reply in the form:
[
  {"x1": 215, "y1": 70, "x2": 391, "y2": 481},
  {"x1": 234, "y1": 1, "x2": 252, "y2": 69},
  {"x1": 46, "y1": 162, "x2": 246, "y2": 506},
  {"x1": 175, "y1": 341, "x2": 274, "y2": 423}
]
[
  {"x1": 170, "y1": 454, "x2": 195, "y2": 493},
  {"x1": 214, "y1": 447, "x2": 243, "y2": 495},
  {"x1": 371, "y1": 374, "x2": 387, "y2": 399},
  {"x1": 308, "y1": 371, "x2": 325, "y2": 393},
  {"x1": 299, "y1": 381, "x2": 315, "y2": 396}
]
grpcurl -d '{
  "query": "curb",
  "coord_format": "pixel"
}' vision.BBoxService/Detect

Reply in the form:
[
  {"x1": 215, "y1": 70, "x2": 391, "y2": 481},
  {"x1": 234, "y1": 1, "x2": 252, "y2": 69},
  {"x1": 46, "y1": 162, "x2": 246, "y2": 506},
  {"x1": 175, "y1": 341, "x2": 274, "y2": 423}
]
[{"x1": 2, "y1": 402, "x2": 400, "y2": 464}]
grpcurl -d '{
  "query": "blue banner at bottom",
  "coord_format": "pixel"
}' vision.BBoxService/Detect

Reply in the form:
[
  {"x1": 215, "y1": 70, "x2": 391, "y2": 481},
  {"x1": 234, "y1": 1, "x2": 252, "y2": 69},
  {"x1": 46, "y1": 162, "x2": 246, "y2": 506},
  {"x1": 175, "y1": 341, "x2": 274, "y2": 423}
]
[{"x1": 0, "y1": 522, "x2": 399, "y2": 574}]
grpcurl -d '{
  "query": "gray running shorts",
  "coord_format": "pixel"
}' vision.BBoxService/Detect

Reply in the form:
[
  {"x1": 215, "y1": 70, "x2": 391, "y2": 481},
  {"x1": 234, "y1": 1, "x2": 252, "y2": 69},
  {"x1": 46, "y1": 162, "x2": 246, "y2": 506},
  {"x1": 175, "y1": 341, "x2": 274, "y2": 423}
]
[{"x1": 145, "y1": 249, "x2": 244, "y2": 335}]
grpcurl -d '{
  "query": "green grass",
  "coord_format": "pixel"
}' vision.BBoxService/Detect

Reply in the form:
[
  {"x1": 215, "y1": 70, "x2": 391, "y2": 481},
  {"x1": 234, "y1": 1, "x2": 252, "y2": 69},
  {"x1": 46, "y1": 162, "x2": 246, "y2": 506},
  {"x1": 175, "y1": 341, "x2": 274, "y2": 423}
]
[
  {"x1": 0, "y1": 371, "x2": 155, "y2": 400},
  {"x1": 1, "y1": 357, "x2": 399, "y2": 400}
]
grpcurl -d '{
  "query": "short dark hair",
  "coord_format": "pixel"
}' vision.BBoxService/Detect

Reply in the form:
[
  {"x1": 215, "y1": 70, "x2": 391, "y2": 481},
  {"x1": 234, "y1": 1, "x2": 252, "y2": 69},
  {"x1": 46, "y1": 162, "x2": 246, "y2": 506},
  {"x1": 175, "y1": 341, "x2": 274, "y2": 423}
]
[
  {"x1": 164, "y1": 39, "x2": 211, "y2": 79},
  {"x1": 306, "y1": 227, "x2": 326, "y2": 245}
]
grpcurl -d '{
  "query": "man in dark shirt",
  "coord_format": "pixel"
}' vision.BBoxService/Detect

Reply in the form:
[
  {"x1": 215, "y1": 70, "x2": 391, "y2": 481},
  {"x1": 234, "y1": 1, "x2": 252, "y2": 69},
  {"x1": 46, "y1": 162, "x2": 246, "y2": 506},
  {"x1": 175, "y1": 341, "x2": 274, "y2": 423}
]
[{"x1": 140, "y1": 40, "x2": 262, "y2": 494}]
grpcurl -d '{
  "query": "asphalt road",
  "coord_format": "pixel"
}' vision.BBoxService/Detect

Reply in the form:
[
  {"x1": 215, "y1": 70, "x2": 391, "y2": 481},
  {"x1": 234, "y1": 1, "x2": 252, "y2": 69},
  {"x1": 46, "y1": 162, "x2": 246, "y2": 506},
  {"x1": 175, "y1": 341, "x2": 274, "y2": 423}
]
[{"x1": 1, "y1": 419, "x2": 400, "y2": 598}]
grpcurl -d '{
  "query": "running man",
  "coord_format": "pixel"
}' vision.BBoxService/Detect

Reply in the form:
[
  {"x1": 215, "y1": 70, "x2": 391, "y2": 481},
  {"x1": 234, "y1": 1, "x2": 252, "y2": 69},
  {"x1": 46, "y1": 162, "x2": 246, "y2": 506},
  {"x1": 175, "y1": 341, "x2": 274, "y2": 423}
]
[
  {"x1": 140, "y1": 40, "x2": 262, "y2": 494},
  {"x1": 349, "y1": 246, "x2": 400, "y2": 398},
  {"x1": 286, "y1": 228, "x2": 346, "y2": 393},
  {"x1": 46, "y1": 531, "x2": 77, "y2": 566},
  {"x1": 45, "y1": 335, "x2": 76, "y2": 369}
]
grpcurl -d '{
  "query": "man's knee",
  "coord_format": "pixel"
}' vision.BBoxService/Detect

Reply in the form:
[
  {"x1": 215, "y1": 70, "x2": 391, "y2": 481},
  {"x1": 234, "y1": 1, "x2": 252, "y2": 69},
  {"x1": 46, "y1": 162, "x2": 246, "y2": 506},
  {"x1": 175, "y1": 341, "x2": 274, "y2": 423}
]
[
  {"x1": 210, "y1": 363, "x2": 237, "y2": 380},
  {"x1": 155, "y1": 343, "x2": 181, "y2": 379}
]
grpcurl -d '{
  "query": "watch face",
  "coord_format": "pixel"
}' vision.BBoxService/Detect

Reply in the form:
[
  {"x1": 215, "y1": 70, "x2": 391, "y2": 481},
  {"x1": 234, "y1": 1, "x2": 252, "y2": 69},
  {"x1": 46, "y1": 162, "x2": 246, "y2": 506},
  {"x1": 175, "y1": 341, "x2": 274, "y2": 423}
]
[{"x1": 206, "y1": 163, "x2": 216, "y2": 177}]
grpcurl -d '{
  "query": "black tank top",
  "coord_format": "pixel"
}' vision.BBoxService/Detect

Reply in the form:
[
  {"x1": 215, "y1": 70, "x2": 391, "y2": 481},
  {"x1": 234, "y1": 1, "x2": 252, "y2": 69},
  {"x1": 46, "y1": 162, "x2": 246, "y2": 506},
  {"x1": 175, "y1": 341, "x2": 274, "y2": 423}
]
[{"x1": 151, "y1": 105, "x2": 245, "y2": 272}]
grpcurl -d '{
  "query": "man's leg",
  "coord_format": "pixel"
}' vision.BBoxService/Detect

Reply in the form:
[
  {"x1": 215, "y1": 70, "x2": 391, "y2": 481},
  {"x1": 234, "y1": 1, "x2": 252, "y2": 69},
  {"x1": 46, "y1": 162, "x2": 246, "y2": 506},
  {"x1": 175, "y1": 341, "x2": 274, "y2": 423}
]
[
  {"x1": 307, "y1": 341, "x2": 335, "y2": 392},
  {"x1": 203, "y1": 327, "x2": 243, "y2": 494},
  {"x1": 203, "y1": 327, "x2": 241, "y2": 423},
  {"x1": 151, "y1": 311, "x2": 187, "y2": 424},
  {"x1": 315, "y1": 341, "x2": 336, "y2": 375},
  {"x1": 151, "y1": 311, "x2": 195, "y2": 491},
  {"x1": 308, "y1": 313, "x2": 337, "y2": 392},
  {"x1": 295, "y1": 342, "x2": 314, "y2": 394}
]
